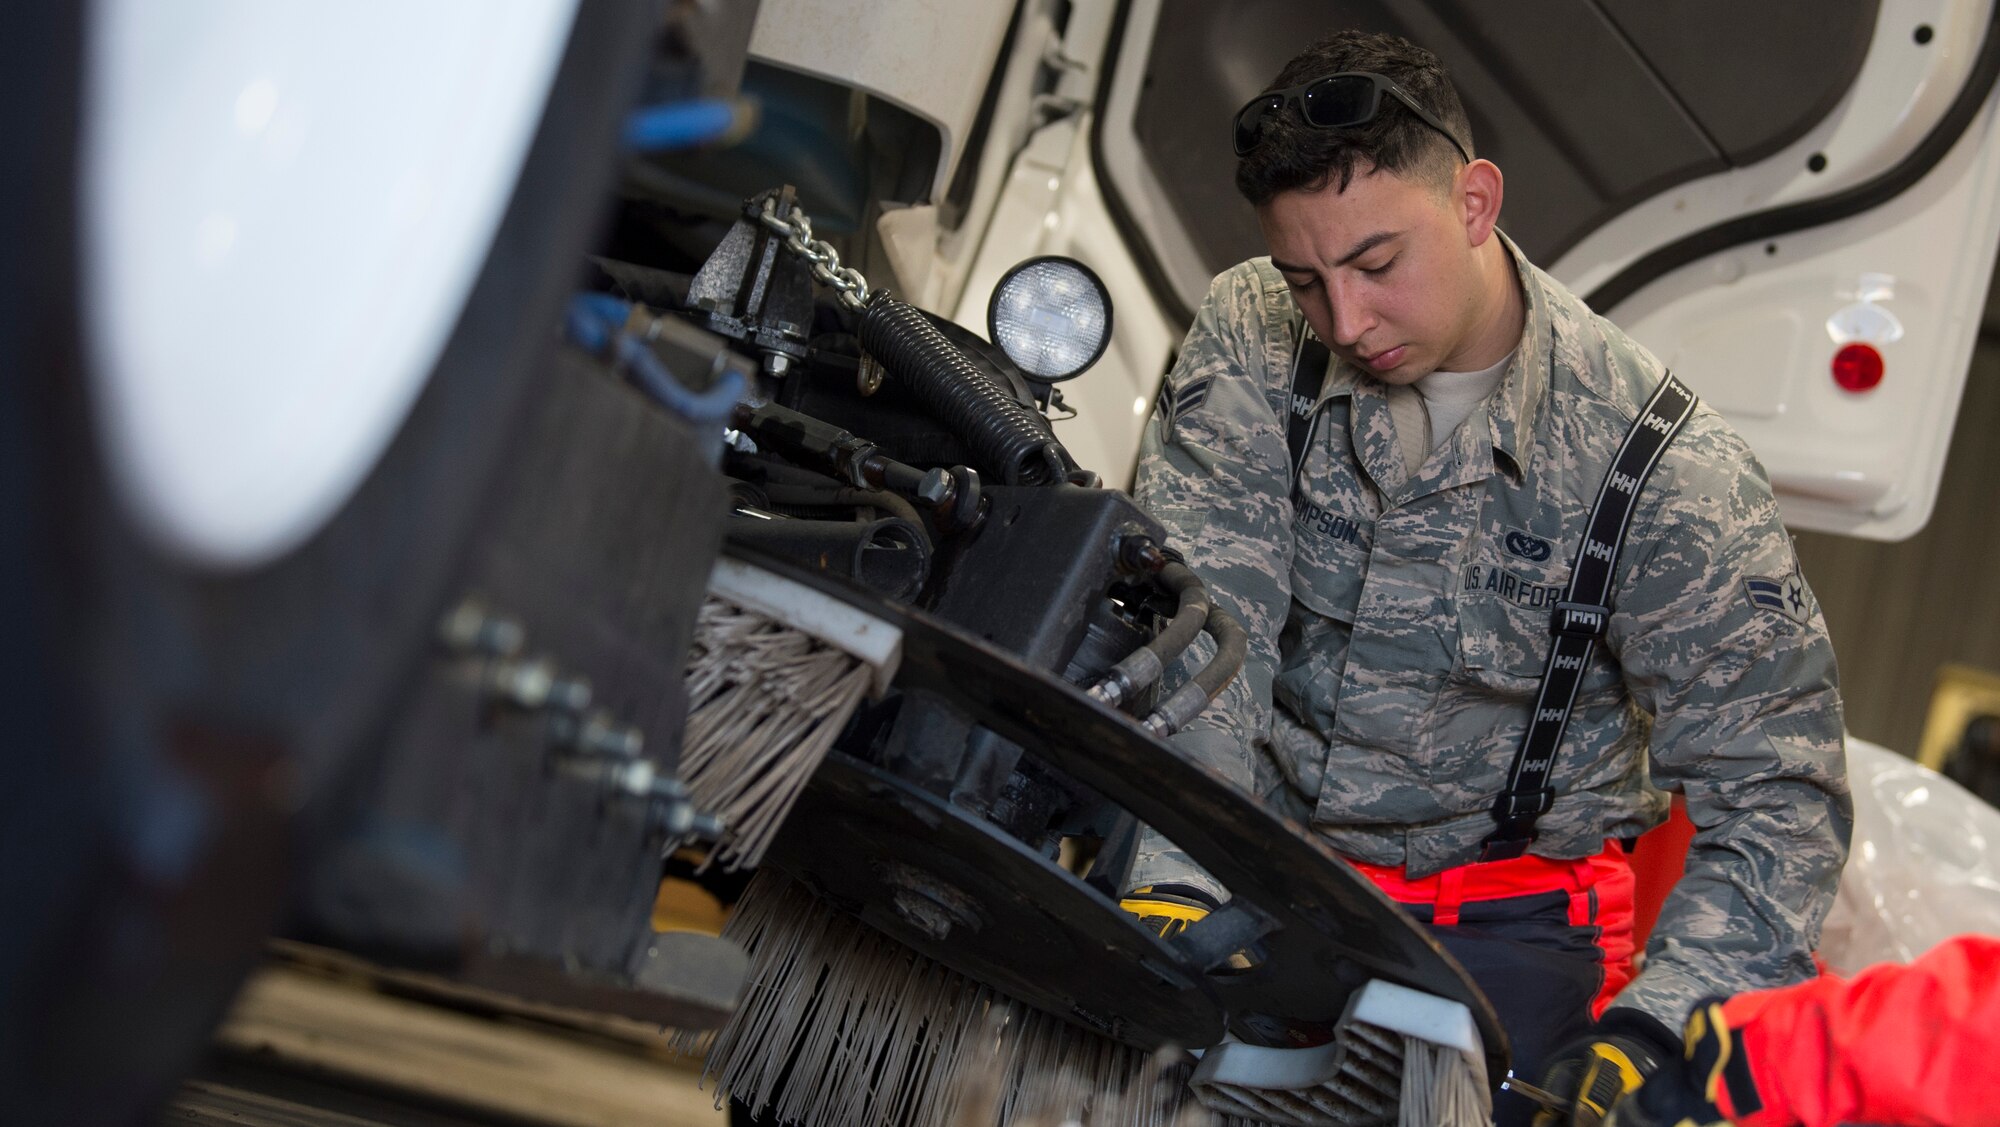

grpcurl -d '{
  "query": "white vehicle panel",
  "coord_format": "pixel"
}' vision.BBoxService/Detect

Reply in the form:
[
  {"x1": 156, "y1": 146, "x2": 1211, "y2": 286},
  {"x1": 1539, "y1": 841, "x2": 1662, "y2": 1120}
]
[
  {"x1": 748, "y1": 0, "x2": 1016, "y2": 200},
  {"x1": 83, "y1": 0, "x2": 581, "y2": 569},
  {"x1": 1614, "y1": 97, "x2": 2000, "y2": 540},
  {"x1": 1554, "y1": 0, "x2": 1990, "y2": 295}
]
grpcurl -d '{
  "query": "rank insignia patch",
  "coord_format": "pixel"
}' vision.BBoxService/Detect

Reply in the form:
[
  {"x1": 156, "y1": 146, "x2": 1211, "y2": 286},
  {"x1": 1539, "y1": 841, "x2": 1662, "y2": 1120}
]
[
  {"x1": 1743, "y1": 574, "x2": 1811, "y2": 624},
  {"x1": 1154, "y1": 376, "x2": 1213, "y2": 435}
]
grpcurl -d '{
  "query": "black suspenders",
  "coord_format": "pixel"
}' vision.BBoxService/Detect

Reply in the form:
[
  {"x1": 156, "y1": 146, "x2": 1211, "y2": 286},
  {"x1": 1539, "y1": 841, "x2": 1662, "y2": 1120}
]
[
  {"x1": 1479, "y1": 372, "x2": 1698, "y2": 860},
  {"x1": 1274, "y1": 321, "x2": 1699, "y2": 862},
  {"x1": 1285, "y1": 325, "x2": 1332, "y2": 491}
]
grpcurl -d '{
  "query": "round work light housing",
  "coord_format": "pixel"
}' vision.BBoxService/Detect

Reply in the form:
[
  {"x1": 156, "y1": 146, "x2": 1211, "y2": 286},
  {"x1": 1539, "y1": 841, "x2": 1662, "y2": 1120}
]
[{"x1": 986, "y1": 256, "x2": 1113, "y2": 383}]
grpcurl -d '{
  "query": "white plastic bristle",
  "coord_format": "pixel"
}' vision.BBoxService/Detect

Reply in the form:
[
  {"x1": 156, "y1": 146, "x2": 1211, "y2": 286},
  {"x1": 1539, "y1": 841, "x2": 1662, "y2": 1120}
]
[
  {"x1": 684, "y1": 872, "x2": 1211, "y2": 1127},
  {"x1": 679, "y1": 597, "x2": 875, "y2": 870},
  {"x1": 1395, "y1": 1032, "x2": 1488, "y2": 1127}
]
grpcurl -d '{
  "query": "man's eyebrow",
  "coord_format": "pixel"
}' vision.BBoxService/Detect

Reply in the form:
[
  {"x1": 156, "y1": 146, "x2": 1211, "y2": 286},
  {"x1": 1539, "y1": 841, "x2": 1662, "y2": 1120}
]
[
  {"x1": 1336, "y1": 230, "x2": 1400, "y2": 265},
  {"x1": 1270, "y1": 231, "x2": 1402, "y2": 276}
]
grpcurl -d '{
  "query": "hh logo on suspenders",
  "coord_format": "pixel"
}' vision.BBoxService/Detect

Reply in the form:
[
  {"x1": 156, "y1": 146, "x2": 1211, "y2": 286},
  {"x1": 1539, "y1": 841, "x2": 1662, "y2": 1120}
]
[{"x1": 1482, "y1": 372, "x2": 1699, "y2": 861}]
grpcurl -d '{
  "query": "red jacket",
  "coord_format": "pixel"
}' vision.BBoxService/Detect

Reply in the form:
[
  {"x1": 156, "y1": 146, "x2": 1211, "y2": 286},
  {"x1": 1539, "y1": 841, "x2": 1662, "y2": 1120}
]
[{"x1": 1721, "y1": 934, "x2": 2000, "y2": 1127}]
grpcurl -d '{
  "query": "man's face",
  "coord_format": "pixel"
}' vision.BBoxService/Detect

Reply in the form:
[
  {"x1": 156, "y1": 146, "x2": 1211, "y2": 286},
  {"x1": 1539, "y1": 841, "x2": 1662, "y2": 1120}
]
[{"x1": 1255, "y1": 165, "x2": 1487, "y2": 384}]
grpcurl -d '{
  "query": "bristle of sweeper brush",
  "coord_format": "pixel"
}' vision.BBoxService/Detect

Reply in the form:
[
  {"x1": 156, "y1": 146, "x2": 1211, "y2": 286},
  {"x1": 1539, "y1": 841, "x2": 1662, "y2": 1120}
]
[
  {"x1": 679, "y1": 597, "x2": 874, "y2": 871},
  {"x1": 680, "y1": 871, "x2": 1212, "y2": 1127},
  {"x1": 1394, "y1": 1032, "x2": 1487, "y2": 1127}
]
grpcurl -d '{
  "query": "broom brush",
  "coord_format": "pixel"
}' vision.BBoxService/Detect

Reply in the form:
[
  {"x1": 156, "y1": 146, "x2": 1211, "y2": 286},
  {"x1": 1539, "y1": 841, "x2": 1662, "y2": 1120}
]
[
  {"x1": 685, "y1": 874, "x2": 1490, "y2": 1127},
  {"x1": 672, "y1": 556, "x2": 1208, "y2": 1126},
  {"x1": 675, "y1": 557, "x2": 1489, "y2": 1127},
  {"x1": 680, "y1": 871, "x2": 1204, "y2": 1127},
  {"x1": 678, "y1": 556, "x2": 901, "y2": 872}
]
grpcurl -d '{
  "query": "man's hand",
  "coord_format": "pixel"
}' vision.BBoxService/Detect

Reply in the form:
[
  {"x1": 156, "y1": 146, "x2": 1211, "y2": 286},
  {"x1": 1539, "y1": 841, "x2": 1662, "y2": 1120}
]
[
  {"x1": 1605, "y1": 1000, "x2": 1757, "y2": 1127},
  {"x1": 1117, "y1": 884, "x2": 1216, "y2": 939},
  {"x1": 1532, "y1": 1010, "x2": 1677, "y2": 1127}
]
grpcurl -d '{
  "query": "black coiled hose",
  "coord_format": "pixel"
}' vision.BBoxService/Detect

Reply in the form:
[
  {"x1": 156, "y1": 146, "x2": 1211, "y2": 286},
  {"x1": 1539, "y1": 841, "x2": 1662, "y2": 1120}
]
[{"x1": 859, "y1": 297, "x2": 1068, "y2": 486}]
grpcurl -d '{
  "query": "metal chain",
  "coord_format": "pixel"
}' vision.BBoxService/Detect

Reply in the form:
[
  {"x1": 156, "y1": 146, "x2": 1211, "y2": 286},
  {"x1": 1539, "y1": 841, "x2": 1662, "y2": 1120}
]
[{"x1": 755, "y1": 195, "x2": 873, "y2": 312}]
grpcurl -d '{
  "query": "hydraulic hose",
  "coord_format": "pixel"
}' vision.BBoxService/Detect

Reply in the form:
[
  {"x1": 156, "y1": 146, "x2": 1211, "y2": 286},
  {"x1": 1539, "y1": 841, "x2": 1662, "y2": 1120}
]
[
  {"x1": 566, "y1": 293, "x2": 745, "y2": 426},
  {"x1": 1143, "y1": 603, "x2": 1249, "y2": 738},
  {"x1": 755, "y1": 482, "x2": 926, "y2": 530},
  {"x1": 1088, "y1": 561, "x2": 1210, "y2": 708},
  {"x1": 623, "y1": 99, "x2": 753, "y2": 152},
  {"x1": 726, "y1": 514, "x2": 932, "y2": 601},
  {"x1": 858, "y1": 296, "x2": 1068, "y2": 486}
]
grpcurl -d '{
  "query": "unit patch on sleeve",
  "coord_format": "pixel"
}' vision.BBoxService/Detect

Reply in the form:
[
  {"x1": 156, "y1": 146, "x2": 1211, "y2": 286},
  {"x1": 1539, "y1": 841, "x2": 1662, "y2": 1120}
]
[
  {"x1": 1743, "y1": 573, "x2": 1812, "y2": 624},
  {"x1": 1154, "y1": 376, "x2": 1213, "y2": 437}
]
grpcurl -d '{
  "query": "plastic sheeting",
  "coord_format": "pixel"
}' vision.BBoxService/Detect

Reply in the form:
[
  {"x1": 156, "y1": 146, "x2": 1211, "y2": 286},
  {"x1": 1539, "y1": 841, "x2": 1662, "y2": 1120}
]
[{"x1": 1817, "y1": 737, "x2": 2000, "y2": 974}]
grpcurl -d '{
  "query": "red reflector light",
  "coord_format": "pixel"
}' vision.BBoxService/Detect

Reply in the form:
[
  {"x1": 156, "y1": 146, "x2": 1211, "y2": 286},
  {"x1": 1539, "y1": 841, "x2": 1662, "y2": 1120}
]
[{"x1": 1832, "y1": 342, "x2": 1884, "y2": 392}]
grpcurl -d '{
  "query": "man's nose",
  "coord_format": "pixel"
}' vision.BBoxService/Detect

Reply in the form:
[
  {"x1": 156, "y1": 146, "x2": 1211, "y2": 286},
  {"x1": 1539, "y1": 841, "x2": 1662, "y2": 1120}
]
[{"x1": 1327, "y1": 290, "x2": 1373, "y2": 348}]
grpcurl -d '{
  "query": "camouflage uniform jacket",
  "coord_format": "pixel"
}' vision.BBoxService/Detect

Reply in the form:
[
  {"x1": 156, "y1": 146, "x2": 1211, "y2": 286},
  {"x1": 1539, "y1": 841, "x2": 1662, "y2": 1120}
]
[{"x1": 1130, "y1": 238, "x2": 1851, "y2": 1028}]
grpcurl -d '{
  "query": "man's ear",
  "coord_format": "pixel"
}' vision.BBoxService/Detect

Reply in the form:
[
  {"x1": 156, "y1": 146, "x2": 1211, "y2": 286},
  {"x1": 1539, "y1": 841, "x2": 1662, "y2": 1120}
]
[{"x1": 1458, "y1": 159, "x2": 1504, "y2": 247}]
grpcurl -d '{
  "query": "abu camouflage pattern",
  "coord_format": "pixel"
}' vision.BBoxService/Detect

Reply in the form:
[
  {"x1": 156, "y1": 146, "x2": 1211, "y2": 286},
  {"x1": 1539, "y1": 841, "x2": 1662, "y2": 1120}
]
[{"x1": 1128, "y1": 235, "x2": 1850, "y2": 1029}]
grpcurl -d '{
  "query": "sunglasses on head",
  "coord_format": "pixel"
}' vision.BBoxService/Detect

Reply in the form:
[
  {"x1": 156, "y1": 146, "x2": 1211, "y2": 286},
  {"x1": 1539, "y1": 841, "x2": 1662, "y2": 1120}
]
[{"x1": 1232, "y1": 70, "x2": 1471, "y2": 163}]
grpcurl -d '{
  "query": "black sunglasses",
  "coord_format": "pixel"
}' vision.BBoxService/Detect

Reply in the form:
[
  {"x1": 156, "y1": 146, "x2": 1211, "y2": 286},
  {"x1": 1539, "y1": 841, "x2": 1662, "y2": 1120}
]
[{"x1": 1232, "y1": 70, "x2": 1471, "y2": 163}]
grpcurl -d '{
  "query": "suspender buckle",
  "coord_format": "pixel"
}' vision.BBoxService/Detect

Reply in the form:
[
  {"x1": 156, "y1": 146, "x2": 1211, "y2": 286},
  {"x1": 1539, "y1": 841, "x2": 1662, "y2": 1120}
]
[
  {"x1": 1478, "y1": 837, "x2": 1531, "y2": 862},
  {"x1": 1493, "y1": 787, "x2": 1556, "y2": 820},
  {"x1": 1551, "y1": 601, "x2": 1611, "y2": 639},
  {"x1": 1478, "y1": 788, "x2": 1556, "y2": 861}
]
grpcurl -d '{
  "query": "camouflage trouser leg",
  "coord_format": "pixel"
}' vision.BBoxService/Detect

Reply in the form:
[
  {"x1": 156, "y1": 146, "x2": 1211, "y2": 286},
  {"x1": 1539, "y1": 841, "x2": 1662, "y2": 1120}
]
[
  {"x1": 1124, "y1": 735, "x2": 1316, "y2": 903},
  {"x1": 1127, "y1": 827, "x2": 1226, "y2": 903}
]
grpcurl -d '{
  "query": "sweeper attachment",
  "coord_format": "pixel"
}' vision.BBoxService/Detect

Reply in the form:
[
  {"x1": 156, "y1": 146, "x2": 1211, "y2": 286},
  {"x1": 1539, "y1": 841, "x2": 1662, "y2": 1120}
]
[{"x1": 618, "y1": 188, "x2": 1509, "y2": 1126}]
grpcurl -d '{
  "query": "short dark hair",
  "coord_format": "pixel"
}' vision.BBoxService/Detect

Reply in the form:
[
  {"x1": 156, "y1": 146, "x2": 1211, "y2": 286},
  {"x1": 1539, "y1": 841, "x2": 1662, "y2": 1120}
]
[{"x1": 1235, "y1": 31, "x2": 1474, "y2": 206}]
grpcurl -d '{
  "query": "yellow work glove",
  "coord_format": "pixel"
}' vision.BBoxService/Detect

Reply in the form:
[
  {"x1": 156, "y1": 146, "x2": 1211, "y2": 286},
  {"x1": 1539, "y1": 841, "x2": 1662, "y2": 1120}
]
[
  {"x1": 1117, "y1": 884, "x2": 1215, "y2": 939},
  {"x1": 1605, "y1": 1000, "x2": 1749, "y2": 1127},
  {"x1": 1534, "y1": 1020, "x2": 1674, "y2": 1127}
]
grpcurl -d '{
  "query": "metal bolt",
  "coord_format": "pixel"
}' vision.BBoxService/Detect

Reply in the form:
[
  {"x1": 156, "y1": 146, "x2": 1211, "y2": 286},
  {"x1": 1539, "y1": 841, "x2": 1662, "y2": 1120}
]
[
  {"x1": 658, "y1": 805, "x2": 726, "y2": 842},
  {"x1": 584, "y1": 760, "x2": 722, "y2": 841},
  {"x1": 489, "y1": 656, "x2": 592, "y2": 713},
  {"x1": 601, "y1": 757, "x2": 656, "y2": 799},
  {"x1": 763, "y1": 352, "x2": 792, "y2": 378},
  {"x1": 490, "y1": 656, "x2": 552, "y2": 707},
  {"x1": 585, "y1": 717, "x2": 643, "y2": 759},
  {"x1": 1118, "y1": 535, "x2": 1168, "y2": 575},
  {"x1": 548, "y1": 670, "x2": 593, "y2": 712},
  {"x1": 553, "y1": 710, "x2": 644, "y2": 759},
  {"x1": 647, "y1": 774, "x2": 723, "y2": 841},
  {"x1": 438, "y1": 599, "x2": 525, "y2": 657},
  {"x1": 916, "y1": 468, "x2": 952, "y2": 506}
]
